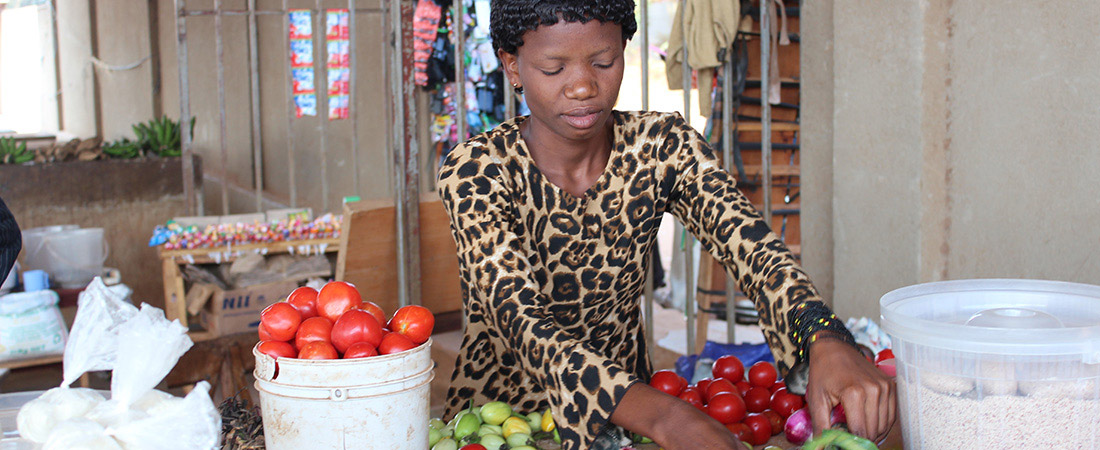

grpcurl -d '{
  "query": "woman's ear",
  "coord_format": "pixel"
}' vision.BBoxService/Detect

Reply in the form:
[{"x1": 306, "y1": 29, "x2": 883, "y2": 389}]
[{"x1": 498, "y1": 49, "x2": 520, "y2": 89}]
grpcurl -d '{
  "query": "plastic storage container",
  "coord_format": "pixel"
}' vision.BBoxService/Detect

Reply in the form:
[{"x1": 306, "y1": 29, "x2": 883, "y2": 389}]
[
  {"x1": 37, "y1": 228, "x2": 108, "y2": 289},
  {"x1": 253, "y1": 339, "x2": 434, "y2": 450},
  {"x1": 881, "y1": 279, "x2": 1100, "y2": 449}
]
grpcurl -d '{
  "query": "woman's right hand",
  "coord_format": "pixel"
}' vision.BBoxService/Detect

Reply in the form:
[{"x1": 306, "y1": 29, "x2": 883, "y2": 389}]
[{"x1": 613, "y1": 383, "x2": 744, "y2": 450}]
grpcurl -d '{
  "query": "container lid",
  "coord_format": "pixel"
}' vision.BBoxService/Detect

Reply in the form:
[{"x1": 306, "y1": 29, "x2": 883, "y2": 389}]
[{"x1": 880, "y1": 279, "x2": 1100, "y2": 361}]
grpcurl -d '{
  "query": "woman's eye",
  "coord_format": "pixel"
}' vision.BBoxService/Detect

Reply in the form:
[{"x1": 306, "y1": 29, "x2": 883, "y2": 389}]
[
  {"x1": 541, "y1": 68, "x2": 563, "y2": 76},
  {"x1": 595, "y1": 62, "x2": 614, "y2": 69}
]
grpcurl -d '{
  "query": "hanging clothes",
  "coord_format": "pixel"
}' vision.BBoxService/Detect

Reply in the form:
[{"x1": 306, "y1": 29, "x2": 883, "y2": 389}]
[
  {"x1": 765, "y1": 0, "x2": 790, "y2": 105},
  {"x1": 413, "y1": 0, "x2": 442, "y2": 86},
  {"x1": 665, "y1": 0, "x2": 740, "y2": 117}
]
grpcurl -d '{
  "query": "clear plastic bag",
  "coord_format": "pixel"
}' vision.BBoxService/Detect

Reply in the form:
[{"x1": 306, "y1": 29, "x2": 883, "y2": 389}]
[
  {"x1": 62, "y1": 277, "x2": 139, "y2": 387},
  {"x1": 17, "y1": 277, "x2": 221, "y2": 448},
  {"x1": 109, "y1": 382, "x2": 222, "y2": 450},
  {"x1": 109, "y1": 304, "x2": 192, "y2": 408}
]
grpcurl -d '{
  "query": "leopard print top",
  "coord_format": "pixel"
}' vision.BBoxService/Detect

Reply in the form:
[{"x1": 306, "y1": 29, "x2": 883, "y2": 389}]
[{"x1": 438, "y1": 110, "x2": 825, "y2": 450}]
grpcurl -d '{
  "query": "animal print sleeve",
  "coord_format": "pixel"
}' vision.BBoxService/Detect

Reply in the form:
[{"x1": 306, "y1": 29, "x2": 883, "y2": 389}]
[
  {"x1": 437, "y1": 146, "x2": 640, "y2": 450},
  {"x1": 659, "y1": 113, "x2": 844, "y2": 377}
]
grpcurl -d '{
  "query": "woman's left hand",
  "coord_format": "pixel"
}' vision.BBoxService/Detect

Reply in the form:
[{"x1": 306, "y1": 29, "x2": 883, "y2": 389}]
[{"x1": 804, "y1": 336, "x2": 897, "y2": 443}]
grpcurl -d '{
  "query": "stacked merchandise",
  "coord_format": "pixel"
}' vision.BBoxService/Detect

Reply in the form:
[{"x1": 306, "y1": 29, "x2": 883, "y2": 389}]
[{"x1": 413, "y1": 0, "x2": 527, "y2": 169}]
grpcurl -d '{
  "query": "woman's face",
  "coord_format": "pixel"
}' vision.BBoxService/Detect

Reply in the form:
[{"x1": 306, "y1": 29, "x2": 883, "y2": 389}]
[{"x1": 499, "y1": 20, "x2": 626, "y2": 143}]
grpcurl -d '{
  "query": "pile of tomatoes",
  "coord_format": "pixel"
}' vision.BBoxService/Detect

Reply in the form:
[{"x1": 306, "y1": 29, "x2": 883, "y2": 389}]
[
  {"x1": 648, "y1": 356, "x2": 806, "y2": 447},
  {"x1": 255, "y1": 280, "x2": 435, "y2": 360}
]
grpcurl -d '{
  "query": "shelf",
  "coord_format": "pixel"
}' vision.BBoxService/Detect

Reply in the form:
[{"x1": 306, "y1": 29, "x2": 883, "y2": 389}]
[{"x1": 158, "y1": 237, "x2": 340, "y2": 264}]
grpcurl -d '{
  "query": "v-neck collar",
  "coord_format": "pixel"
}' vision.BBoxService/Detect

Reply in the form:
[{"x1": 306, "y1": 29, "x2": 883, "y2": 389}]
[{"x1": 509, "y1": 111, "x2": 622, "y2": 201}]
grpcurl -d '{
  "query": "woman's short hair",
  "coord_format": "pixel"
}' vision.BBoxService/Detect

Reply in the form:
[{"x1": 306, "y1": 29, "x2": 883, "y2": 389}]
[{"x1": 490, "y1": 0, "x2": 637, "y2": 55}]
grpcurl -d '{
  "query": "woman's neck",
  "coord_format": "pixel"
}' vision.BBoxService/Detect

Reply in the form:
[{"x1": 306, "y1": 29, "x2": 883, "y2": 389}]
[{"x1": 521, "y1": 116, "x2": 614, "y2": 197}]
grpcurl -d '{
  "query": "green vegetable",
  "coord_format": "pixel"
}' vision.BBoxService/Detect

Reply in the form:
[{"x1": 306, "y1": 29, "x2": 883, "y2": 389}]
[
  {"x1": 479, "y1": 401, "x2": 512, "y2": 426},
  {"x1": 428, "y1": 428, "x2": 442, "y2": 447},
  {"x1": 506, "y1": 431, "x2": 531, "y2": 448},
  {"x1": 454, "y1": 412, "x2": 481, "y2": 441},
  {"x1": 479, "y1": 434, "x2": 506, "y2": 450},
  {"x1": 431, "y1": 437, "x2": 458, "y2": 450},
  {"x1": 0, "y1": 137, "x2": 33, "y2": 164},
  {"x1": 802, "y1": 428, "x2": 879, "y2": 450},
  {"x1": 132, "y1": 116, "x2": 194, "y2": 157}
]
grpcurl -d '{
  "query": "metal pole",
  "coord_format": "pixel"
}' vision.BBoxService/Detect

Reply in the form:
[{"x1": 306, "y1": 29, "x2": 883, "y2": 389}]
[
  {"x1": 722, "y1": 49, "x2": 736, "y2": 344},
  {"x1": 761, "y1": 1, "x2": 772, "y2": 225},
  {"x1": 283, "y1": 0, "x2": 297, "y2": 208},
  {"x1": 350, "y1": 0, "x2": 361, "y2": 196},
  {"x1": 454, "y1": 0, "x2": 466, "y2": 141},
  {"x1": 640, "y1": 0, "x2": 655, "y2": 368},
  {"x1": 390, "y1": 0, "x2": 409, "y2": 307},
  {"x1": 680, "y1": 0, "x2": 696, "y2": 357},
  {"x1": 215, "y1": 0, "x2": 230, "y2": 215},
  {"x1": 248, "y1": 0, "x2": 264, "y2": 212},
  {"x1": 175, "y1": 0, "x2": 197, "y2": 215},
  {"x1": 316, "y1": 0, "x2": 330, "y2": 213}
]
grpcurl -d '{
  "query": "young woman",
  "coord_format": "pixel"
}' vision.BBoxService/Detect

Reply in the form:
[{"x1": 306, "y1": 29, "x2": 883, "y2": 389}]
[{"x1": 436, "y1": 1, "x2": 895, "y2": 449}]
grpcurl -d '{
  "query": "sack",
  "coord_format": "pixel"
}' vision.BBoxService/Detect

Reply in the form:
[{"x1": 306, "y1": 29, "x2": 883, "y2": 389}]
[{"x1": 0, "y1": 289, "x2": 68, "y2": 362}]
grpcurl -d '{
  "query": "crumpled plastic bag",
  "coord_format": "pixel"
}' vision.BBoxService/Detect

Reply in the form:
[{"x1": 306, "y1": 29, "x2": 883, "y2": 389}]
[
  {"x1": 109, "y1": 304, "x2": 193, "y2": 409},
  {"x1": 62, "y1": 277, "x2": 140, "y2": 388},
  {"x1": 109, "y1": 382, "x2": 222, "y2": 450},
  {"x1": 16, "y1": 387, "x2": 106, "y2": 443},
  {"x1": 17, "y1": 278, "x2": 221, "y2": 448}
]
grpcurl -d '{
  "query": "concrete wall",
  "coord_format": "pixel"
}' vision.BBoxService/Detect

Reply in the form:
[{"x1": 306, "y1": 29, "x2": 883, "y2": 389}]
[
  {"x1": 802, "y1": 1, "x2": 1100, "y2": 319},
  {"x1": 56, "y1": 0, "x2": 433, "y2": 216}
]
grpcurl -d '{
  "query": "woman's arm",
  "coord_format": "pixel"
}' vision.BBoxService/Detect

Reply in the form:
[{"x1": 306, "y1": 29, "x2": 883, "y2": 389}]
[{"x1": 659, "y1": 114, "x2": 896, "y2": 441}]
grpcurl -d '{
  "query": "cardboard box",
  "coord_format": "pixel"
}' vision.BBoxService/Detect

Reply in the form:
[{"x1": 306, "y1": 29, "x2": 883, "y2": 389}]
[{"x1": 199, "y1": 279, "x2": 298, "y2": 337}]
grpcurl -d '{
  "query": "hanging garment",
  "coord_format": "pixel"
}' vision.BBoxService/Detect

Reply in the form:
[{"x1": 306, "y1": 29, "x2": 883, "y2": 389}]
[
  {"x1": 413, "y1": 0, "x2": 442, "y2": 86},
  {"x1": 765, "y1": 0, "x2": 790, "y2": 105},
  {"x1": 665, "y1": 0, "x2": 740, "y2": 116}
]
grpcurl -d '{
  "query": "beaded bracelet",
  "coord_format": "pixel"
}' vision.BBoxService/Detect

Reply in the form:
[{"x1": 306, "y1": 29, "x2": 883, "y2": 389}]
[{"x1": 788, "y1": 301, "x2": 858, "y2": 363}]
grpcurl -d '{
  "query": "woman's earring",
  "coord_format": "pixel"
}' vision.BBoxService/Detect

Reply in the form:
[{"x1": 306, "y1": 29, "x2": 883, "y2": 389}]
[{"x1": 512, "y1": 83, "x2": 524, "y2": 94}]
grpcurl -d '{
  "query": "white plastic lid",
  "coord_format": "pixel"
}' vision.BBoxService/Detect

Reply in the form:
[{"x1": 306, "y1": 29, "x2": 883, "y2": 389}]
[{"x1": 880, "y1": 279, "x2": 1100, "y2": 361}]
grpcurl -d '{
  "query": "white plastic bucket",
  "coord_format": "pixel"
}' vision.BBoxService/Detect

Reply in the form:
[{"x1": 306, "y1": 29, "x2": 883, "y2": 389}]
[
  {"x1": 253, "y1": 339, "x2": 434, "y2": 450},
  {"x1": 39, "y1": 228, "x2": 109, "y2": 289},
  {"x1": 20, "y1": 225, "x2": 79, "y2": 273}
]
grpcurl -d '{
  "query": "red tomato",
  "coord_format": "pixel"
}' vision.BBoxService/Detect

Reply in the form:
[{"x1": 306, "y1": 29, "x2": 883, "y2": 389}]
[
  {"x1": 761, "y1": 409, "x2": 784, "y2": 435},
  {"x1": 743, "y1": 413, "x2": 772, "y2": 445},
  {"x1": 387, "y1": 305, "x2": 435, "y2": 345},
  {"x1": 286, "y1": 286, "x2": 320, "y2": 319},
  {"x1": 705, "y1": 392, "x2": 746, "y2": 425},
  {"x1": 748, "y1": 361, "x2": 778, "y2": 388},
  {"x1": 298, "y1": 341, "x2": 338, "y2": 360},
  {"x1": 769, "y1": 380, "x2": 786, "y2": 394},
  {"x1": 725, "y1": 422, "x2": 752, "y2": 442},
  {"x1": 316, "y1": 281, "x2": 362, "y2": 322},
  {"x1": 260, "y1": 302, "x2": 301, "y2": 342},
  {"x1": 735, "y1": 380, "x2": 753, "y2": 397},
  {"x1": 649, "y1": 370, "x2": 684, "y2": 397},
  {"x1": 459, "y1": 445, "x2": 487, "y2": 450},
  {"x1": 359, "y1": 301, "x2": 386, "y2": 329},
  {"x1": 743, "y1": 387, "x2": 771, "y2": 413},
  {"x1": 258, "y1": 323, "x2": 274, "y2": 341},
  {"x1": 695, "y1": 377, "x2": 714, "y2": 395},
  {"x1": 378, "y1": 332, "x2": 417, "y2": 354},
  {"x1": 295, "y1": 316, "x2": 334, "y2": 350},
  {"x1": 705, "y1": 378, "x2": 737, "y2": 401},
  {"x1": 712, "y1": 355, "x2": 745, "y2": 382},
  {"x1": 770, "y1": 391, "x2": 804, "y2": 418},
  {"x1": 678, "y1": 386, "x2": 705, "y2": 411},
  {"x1": 331, "y1": 309, "x2": 384, "y2": 353},
  {"x1": 875, "y1": 348, "x2": 895, "y2": 364},
  {"x1": 343, "y1": 342, "x2": 379, "y2": 359},
  {"x1": 257, "y1": 340, "x2": 296, "y2": 359}
]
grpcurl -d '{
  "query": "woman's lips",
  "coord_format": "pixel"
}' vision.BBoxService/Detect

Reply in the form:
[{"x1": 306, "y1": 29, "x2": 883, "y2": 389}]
[{"x1": 561, "y1": 108, "x2": 602, "y2": 129}]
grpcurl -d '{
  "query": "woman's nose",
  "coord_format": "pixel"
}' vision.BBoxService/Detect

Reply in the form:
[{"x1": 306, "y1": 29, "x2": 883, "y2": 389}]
[{"x1": 564, "y1": 68, "x2": 598, "y2": 100}]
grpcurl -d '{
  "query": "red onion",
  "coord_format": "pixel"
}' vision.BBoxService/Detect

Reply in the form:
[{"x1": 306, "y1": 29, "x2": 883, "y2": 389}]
[{"x1": 783, "y1": 408, "x2": 812, "y2": 445}]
